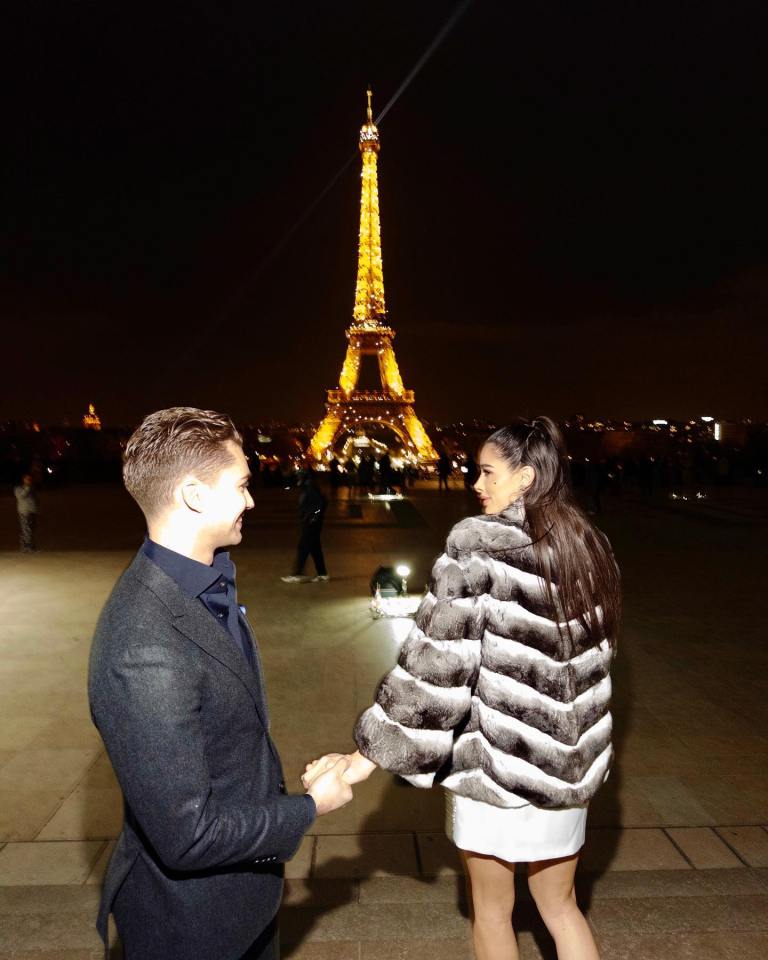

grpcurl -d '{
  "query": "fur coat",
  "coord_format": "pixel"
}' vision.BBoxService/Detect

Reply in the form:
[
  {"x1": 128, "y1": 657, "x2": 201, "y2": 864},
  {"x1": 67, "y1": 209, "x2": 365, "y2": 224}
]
[{"x1": 354, "y1": 501, "x2": 615, "y2": 809}]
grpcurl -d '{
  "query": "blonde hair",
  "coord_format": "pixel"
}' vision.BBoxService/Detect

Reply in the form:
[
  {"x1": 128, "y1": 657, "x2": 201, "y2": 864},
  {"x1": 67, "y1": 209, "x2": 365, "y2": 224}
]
[{"x1": 123, "y1": 407, "x2": 242, "y2": 518}]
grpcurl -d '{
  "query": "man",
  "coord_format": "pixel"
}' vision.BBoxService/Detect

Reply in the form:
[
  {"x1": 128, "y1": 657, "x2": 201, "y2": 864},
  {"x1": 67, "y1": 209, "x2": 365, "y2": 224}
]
[
  {"x1": 281, "y1": 468, "x2": 328, "y2": 583},
  {"x1": 89, "y1": 408, "x2": 352, "y2": 960},
  {"x1": 14, "y1": 473, "x2": 38, "y2": 552}
]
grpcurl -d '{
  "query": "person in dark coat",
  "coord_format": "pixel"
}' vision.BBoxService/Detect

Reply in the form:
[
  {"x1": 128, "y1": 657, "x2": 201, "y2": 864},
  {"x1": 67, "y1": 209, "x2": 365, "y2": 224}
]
[
  {"x1": 281, "y1": 469, "x2": 329, "y2": 583},
  {"x1": 437, "y1": 450, "x2": 453, "y2": 491},
  {"x1": 88, "y1": 408, "x2": 352, "y2": 960}
]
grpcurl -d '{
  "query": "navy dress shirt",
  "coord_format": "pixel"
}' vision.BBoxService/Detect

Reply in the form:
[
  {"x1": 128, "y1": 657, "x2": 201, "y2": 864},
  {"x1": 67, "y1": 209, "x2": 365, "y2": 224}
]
[{"x1": 141, "y1": 539, "x2": 255, "y2": 669}]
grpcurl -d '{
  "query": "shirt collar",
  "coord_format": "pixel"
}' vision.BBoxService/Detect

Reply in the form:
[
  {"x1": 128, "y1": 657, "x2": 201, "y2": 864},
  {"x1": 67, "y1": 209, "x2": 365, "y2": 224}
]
[{"x1": 141, "y1": 538, "x2": 234, "y2": 599}]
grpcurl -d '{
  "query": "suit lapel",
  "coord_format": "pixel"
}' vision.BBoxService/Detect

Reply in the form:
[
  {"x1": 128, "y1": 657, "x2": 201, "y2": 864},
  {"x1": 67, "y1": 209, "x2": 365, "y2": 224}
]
[
  {"x1": 130, "y1": 552, "x2": 269, "y2": 730},
  {"x1": 174, "y1": 601, "x2": 262, "y2": 700}
]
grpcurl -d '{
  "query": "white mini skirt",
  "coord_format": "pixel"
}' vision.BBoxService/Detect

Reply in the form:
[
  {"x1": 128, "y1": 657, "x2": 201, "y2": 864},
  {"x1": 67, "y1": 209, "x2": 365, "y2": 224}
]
[{"x1": 446, "y1": 792, "x2": 588, "y2": 863}]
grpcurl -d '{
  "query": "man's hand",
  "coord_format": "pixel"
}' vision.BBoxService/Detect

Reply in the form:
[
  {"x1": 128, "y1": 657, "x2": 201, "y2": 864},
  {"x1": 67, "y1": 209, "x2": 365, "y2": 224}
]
[
  {"x1": 305, "y1": 756, "x2": 354, "y2": 816},
  {"x1": 302, "y1": 750, "x2": 377, "y2": 790},
  {"x1": 302, "y1": 753, "x2": 345, "y2": 790}
]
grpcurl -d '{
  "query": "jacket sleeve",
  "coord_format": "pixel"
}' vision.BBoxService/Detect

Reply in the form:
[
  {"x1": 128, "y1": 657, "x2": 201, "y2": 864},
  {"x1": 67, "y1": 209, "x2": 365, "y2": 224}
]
[
  {"x1": 354, "y1": 551, "x2": 484, "y2": 788},
  {"x1": 91, "y1": 637, "x2": 314, "y2": 873}
]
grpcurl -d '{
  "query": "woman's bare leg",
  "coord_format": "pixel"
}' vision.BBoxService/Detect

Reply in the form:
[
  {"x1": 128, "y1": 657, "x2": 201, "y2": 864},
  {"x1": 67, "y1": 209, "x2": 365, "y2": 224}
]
[
  {"x1": 527, "y1": 853, "x2": 599, "y2": 960},
  {"x1": 461, "y1": 850, "x2": 519, "y2": 960}
]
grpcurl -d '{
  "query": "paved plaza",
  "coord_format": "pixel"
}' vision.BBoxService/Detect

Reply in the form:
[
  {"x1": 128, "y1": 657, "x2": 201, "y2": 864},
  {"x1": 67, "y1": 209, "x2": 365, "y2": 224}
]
[{"x1": 0, "y1": 481, "x2": 767, "y2": 958}]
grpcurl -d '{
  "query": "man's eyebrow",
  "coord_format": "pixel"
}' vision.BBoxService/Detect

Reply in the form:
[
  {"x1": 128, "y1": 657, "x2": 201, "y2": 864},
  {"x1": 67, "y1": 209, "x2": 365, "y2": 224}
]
[
  {"x1": 240, "y1": 473, "x2": 252, "y2": 481},
  {"x1": 478, "y1": 463, "x2": 494, "y2": 469}
]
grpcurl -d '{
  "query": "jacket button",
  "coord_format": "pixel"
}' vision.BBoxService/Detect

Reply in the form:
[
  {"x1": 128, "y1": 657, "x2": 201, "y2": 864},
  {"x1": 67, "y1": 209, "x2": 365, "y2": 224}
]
[{"x1": 278, "y1": 780, "x2": 286, "y2": 793}]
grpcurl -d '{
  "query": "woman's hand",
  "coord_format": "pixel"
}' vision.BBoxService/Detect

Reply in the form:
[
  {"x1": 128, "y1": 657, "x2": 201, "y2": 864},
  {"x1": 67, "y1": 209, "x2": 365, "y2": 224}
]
[
  {"x1": 341, "y1": 750, "x2": 377, "y2": 784},
  {"x1": 301, "y1": 750, "x2": 377, "y2": 789}
]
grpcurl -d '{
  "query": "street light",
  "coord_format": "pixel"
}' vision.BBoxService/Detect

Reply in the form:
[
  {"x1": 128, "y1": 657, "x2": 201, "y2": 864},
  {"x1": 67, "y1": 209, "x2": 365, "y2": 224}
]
[{"x1": 395, "y1": 564, "x2": 411, "y2": 595}]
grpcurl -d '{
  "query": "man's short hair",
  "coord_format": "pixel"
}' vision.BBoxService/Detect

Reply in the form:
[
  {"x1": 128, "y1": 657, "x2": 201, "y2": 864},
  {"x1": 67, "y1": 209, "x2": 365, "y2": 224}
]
[{"x1": 123, "y1": 407, "x2": 243, "y2": 518}]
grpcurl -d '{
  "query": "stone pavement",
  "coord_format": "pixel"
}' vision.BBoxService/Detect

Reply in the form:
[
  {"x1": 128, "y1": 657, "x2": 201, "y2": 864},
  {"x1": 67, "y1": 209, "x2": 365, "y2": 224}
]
[{"x1": 0, "y1": 482, "x2": 766, "y2": 958}]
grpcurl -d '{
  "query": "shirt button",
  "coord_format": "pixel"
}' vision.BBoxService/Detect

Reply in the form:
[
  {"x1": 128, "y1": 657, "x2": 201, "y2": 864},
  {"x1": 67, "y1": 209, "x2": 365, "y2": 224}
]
[
  {"x1": 220, "y1": 581, "x2": 226, "y2": 588},
  {"x1": 218, "y1": 613, "x2": 224, "y2": 618}
]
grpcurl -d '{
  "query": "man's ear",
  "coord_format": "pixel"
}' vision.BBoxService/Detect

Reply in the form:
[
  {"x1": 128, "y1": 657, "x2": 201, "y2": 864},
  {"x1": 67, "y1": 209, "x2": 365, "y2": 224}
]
[{"x1": 179, "y1": 478, "x2": 205, "y2": 514}]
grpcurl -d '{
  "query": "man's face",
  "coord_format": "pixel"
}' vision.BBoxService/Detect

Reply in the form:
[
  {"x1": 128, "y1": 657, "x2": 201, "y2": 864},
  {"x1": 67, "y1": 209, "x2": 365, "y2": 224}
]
[{"x1": 198, "y1": 441, "x2": 254, "y2": 550}]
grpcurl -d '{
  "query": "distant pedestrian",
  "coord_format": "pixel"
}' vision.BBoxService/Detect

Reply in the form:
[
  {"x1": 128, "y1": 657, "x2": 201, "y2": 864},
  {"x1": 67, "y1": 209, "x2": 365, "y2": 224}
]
[
  {"x1": 463, "y1": 453, "x2": 479, "y2": 491},
  {"x1": 437, "y1": 451, "x2": 452, "y2": 491},
  {"x1": 329, "y1": 457, "x2": 341, "y2": 495},
  {"x1": 358, "y1": 453, "x2": 375, "y2": 492},
  {"x1": 282, "y1": 470, "x2": 329, "y2": 583},
  {"x1": 14, "y1": 474, "x2": 38, "y2": 552},
  {"x1": 378, "y1": 452, "x2": 392, "y2": 492}
]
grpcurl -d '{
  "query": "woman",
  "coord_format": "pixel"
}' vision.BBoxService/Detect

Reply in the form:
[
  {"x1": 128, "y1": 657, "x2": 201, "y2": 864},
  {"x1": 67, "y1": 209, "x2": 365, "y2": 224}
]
[{"x1": 304, "y1": 418, "x2": 620, "y2": 960}]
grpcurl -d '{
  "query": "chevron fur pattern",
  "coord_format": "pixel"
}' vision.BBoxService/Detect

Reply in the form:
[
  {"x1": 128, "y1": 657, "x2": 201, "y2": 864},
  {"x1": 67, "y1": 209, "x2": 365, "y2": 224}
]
[{"x1": 354, "y1": 500, "x2": 615, "y2": 809}]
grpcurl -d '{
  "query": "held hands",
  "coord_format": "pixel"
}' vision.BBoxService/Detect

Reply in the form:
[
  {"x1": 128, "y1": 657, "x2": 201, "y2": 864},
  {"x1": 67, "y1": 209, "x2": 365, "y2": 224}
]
[
  {"x1": 304, "y1": 756, "x2": 354, "y2": 816},
  {"x1": 302, "y1": 750, "x2": 377, "y2": 790}
]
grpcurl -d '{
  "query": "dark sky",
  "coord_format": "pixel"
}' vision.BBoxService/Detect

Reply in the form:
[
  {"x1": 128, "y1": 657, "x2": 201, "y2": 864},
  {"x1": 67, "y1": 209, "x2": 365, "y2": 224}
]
[{"x1": 3, "y1": 1, "x2": 768, "y2": 427}]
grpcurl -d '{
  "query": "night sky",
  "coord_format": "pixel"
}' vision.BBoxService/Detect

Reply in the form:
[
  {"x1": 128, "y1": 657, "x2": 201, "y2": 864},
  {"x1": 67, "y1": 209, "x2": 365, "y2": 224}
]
[{"x1": 4, "y1": 1, "x2": 768, "y2": 427}]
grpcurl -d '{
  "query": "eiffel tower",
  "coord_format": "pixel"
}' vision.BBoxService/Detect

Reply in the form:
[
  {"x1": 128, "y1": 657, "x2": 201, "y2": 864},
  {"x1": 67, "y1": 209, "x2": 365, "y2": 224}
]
[{"x1": 309, "y1": 90, "x2": 438, "y2": 463}]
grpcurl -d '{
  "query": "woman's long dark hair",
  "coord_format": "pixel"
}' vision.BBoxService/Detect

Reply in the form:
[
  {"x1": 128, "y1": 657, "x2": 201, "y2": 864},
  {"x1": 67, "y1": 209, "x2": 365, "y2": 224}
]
[{"x1": 487, "y1": 418, "x2": 621, "y2": 646}]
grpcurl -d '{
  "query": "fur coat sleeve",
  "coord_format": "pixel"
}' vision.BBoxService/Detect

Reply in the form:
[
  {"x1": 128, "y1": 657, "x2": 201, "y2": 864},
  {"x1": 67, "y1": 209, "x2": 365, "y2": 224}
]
[{"x1": 353, "y1": 535, "x2": 486, "y2": 788}]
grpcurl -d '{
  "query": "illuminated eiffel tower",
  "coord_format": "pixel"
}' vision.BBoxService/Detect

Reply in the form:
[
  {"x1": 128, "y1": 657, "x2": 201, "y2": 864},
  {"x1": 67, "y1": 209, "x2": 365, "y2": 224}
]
[{"x1": 309, "y1": 90, "x2": 438, "y2": 463}]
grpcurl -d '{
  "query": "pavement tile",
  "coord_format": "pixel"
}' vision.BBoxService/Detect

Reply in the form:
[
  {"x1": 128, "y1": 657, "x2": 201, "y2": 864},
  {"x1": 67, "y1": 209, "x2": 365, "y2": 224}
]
[
  {"x1": 303, "y1": 802, "x2": 360, "y2": 836},
  {"x1": 588, "y1": 778, "x2": 663, "y2": 828},
  {"x1": 0, "y1": 791, "x2": 67, "y2": 842},
  {"x1": 36, "y1": 787, "x2": 123, "y2": 841},
  {"x1": 579, "y1": 828, "x2": 691, "y2": 871},
  {"x1": 0, "y1": 841, "x2": 105, "y2": 886},
  {"x1": 716, "y1": 826, "x2": 768, "y2": 867},
  {"x1": 0, "y1": 717, "x2": 59, "y2": 752},
  {"x1": 666, "y1": 827, "x2": 744, "y2": 868},
  {"x1": 281, "y1": 902, "x2": 469, "y2": 942},
  {"x1": 85, "y1": 841, "x2": 115, "y2": 886},
  {"x1": 416, "y1": 833, "x2": 463, "y2": 877},
  {"x1": 0, "y1": 885, "x2": 102, "y2": 914},
  {"x1": 282, "y1": 943, "x2": 360, "y2": 960},
  {"x1": 588, "y1": 894, "x2": 768, "y2": 935},
  {"x1": 314, "y1": 835, "x2": 419, "y2": 879},
  {"x1": 0, "y1": 750, "x2": 99, "y2": 794},
  {"x1": 76, "y1": 754, "x2": 119, "y2": 792},
  {"x1": 351, "y1": 777, "x2": 445, "y2": 834},
  {"x1": 0, "y1": 909, "x2": 104, "y2": 952},
  {"x1": 681, "y1": 775, "x2": 768, "y2": 823},
  {"x1": 633, "y1": 777, "x2": 716, "y2": 825},
  {"x1": 579, "y1": 868, "x2": 764, "y2": 900},
  {"x1": 285, "y1": 836, "x2": 315, "y2": 880},
  {"x1": 359, "y1": 939, "x2": 472, "y2": 959},
  {"x1": 282, "y1": 879, "x2": 358, "y2": 908},
  {"x1": 0, "y1": 952, "x2": 105, "y2": 960},
  {"x1": 358, "y1": 876, "x2": 465, "y2": 905},
  {"x1": 0, "y1": 692, "x2": 87, "y2": 721},
  {"x1": 596, "y1": 931, "x2": 762, "y2": 960},
  {"x1": 28, "y1": 719, "x2": 105, "y2": 751}
]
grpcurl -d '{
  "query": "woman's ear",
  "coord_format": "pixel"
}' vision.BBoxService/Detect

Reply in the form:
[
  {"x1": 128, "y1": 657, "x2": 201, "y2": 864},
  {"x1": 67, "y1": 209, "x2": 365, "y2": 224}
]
[{"x1": 520, "y1": 465, "x2": 536, "y2": 493}]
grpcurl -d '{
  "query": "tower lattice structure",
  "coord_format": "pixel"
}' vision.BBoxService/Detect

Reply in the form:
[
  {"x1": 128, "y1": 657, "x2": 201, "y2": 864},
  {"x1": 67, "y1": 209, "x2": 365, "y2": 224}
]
[{"x1": 309, "y1": 91, "x2": 438, "y2": 463}]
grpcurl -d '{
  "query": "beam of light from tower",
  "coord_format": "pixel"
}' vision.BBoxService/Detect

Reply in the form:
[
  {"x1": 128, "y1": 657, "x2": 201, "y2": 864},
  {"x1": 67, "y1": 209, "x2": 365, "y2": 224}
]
[
  {"x1": 375, "y1": 0, "x2": 475, "y2": 126},
  {"x1": 161, "y1": 0, "x2": 476, "y2": 383}
]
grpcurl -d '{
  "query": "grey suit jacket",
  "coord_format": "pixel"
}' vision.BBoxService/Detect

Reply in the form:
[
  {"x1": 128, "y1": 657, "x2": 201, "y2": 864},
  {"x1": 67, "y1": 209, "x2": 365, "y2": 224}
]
[{"x1": 88, "y1": 550, "x2": 314, "y2": 960}]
